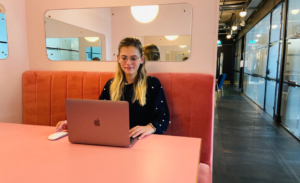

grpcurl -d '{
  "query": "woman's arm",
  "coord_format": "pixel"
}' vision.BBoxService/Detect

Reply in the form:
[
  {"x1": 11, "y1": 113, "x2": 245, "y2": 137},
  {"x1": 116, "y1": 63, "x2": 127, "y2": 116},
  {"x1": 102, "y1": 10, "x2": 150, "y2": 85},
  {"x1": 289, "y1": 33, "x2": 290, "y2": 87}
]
[
  {"x1": 99, "y1": 79, "x2": 113, "y2": 100},
  {"x1": 149, "y1": 77, "x2": 170, "y2": 134}
]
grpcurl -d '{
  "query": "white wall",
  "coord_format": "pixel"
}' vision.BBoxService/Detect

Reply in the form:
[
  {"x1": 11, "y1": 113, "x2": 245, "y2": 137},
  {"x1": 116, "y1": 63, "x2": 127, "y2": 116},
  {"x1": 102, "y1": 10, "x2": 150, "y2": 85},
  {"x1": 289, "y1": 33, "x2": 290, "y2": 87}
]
[{"x1": 0, "y1": 0, "x2": 29, "y2": 123}]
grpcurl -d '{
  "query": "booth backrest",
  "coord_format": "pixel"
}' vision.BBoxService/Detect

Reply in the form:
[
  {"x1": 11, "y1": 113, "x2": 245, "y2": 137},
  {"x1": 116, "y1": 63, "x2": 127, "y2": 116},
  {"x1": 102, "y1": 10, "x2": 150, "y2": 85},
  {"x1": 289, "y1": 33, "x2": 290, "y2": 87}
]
[{"x1": 23, "y1": 71, "x2": 214, "y2": 167}]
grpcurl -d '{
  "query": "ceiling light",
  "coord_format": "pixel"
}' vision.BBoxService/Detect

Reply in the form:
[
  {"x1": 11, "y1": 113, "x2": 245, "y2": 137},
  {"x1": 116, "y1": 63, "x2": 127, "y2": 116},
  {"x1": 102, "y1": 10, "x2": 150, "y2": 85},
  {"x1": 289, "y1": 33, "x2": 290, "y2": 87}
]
[
  {"x1": 165, "y1": 35, "x2": 179, "y2": 41},
  {"x1": 240, "y1": 11, "x2": 247, "y2": 17},
  {"x1": 291, "y1": 9, "x2": 299, "y2": 15},
  {"x1": 85, "y1": 37, "x2": 99, "y2": 42},
  {"x1": 226, "y1": 34, "x2": 231, "y2": 39},
  {"x1": 256, "y1": 34, "x2": 261, "y2": 38},
  {"x1": 240, "y1": 21, "x2": 246, "y2": 27},
  {"x1": 272, "y1": 25, "x2": 278, "y2": 29},
  {"x1": 239, "y1": 7, "x2": 247, "y2": 17},
  {"x1": 179, "y1": 45, "x2": 187, "y2": 48},
  {"x1": 232, "y1": 22, "x2": 238, "y2": 31},
  {"x1": 131, "y1": 5, "x2": 159, "y2": 23}
]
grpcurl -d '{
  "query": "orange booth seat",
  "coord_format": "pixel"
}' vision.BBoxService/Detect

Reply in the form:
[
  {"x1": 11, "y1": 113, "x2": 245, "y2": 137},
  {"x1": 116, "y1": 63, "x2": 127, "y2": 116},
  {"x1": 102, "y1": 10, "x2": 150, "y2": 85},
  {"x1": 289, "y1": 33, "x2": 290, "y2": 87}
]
[{"x1": 22, "y1": 71, "x2": 214, "y2": 183}]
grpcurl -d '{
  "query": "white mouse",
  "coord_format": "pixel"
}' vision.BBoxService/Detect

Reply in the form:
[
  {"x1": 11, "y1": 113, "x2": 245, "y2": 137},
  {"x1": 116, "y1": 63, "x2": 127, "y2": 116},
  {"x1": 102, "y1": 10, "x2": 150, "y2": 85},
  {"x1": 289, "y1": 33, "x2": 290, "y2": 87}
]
[{"x1": 48, "y1": 132, "x2": 68, "y2": 140}]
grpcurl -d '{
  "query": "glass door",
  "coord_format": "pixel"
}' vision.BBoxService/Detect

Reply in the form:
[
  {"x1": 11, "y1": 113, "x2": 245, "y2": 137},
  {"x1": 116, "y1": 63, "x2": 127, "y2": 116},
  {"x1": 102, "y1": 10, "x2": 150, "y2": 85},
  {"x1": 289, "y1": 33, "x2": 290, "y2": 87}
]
[
  {"x1": 280, "y1": 0, "x2": 300, "y2": 139},
  {"x1": 265, "y1": 4, "x2": 283, "y2": 117},
  {"x1": 243, "y1": 14, "x2": 270, "y2": 108}
]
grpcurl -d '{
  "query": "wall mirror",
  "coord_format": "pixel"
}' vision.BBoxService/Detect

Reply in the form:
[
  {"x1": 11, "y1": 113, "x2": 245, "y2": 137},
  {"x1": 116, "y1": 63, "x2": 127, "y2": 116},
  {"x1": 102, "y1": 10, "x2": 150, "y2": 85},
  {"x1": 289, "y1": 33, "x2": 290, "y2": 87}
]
[
  {"x1": 0, "y1": 4, "x2": 8, "y2": 59},
  {"x1": 46, "y1": 38, "x2": 102, "y2": 61},
  {"x1": 44, "y1": 3, "x2": 192, "y2": 61}
]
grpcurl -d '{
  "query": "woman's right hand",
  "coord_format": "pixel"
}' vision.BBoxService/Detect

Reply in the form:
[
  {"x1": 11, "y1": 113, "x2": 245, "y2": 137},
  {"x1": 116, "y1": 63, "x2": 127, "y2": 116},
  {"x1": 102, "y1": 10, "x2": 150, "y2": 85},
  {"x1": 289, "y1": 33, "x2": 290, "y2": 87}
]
[{"x1": 55, "y1": 120, "x2": 68, "y2": 132}]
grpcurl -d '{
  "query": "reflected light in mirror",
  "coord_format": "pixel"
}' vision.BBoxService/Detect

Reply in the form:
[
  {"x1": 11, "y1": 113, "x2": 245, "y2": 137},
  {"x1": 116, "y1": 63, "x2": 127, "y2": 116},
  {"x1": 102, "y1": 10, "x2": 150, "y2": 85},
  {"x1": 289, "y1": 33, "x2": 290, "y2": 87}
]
[
  {"x1": 179, "y1": 45, "x2": 187, "y2": 48},
  {"x1": 226, "y1": 34, "x2": 231, "y2": 39},
  {"x1": 256, "y1": 34, "x2": 261, "y2": 38},
  {"x1": 188, "y1": 50, "x2": 190, "y2": 52},
  {"x1": 255, "y1": 39, "x2": 259, "y2": 42},
  {"x1": 85, "y1": 37, "x2": 100, "y2": 42},
  {"x1": 131, "y1": 5, "x2": 159, "y2": 23},
  {"x1": 272, "y1": 25, "x2": 278, "y2": 29},
  {"x1": 165, "y1": 35, "x2": 179, "y2": 40},
  {"x1": 0, "y1": 4, "x2": 8, "y2": 60},
  {"x1": 291, "y1": 9, "x2": 299, "y2": 15}
]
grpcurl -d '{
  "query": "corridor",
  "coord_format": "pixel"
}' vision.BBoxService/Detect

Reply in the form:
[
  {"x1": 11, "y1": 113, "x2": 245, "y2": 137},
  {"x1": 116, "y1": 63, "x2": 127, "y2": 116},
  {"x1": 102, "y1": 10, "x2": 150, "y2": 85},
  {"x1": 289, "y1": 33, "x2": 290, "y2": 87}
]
[{"x1": 213, "y1": 85, "x2": 300, "y2": 183}]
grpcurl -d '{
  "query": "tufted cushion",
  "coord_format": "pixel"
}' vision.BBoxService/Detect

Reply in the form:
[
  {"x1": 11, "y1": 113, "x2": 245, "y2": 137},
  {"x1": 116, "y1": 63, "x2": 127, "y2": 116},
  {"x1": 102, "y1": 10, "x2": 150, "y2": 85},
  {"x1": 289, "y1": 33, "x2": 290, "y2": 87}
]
[
  {"x1": 22, "y1": 71, "x2": 214, "y2": 167},
  {"x1": 198, "y1": 163, "x2": 212, "y2": 183}
]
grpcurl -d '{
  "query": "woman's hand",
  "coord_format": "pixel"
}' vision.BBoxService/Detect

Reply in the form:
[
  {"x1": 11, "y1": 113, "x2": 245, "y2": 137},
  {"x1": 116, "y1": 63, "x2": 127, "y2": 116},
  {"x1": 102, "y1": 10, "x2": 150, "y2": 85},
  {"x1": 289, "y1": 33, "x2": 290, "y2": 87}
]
[
  {"x1": 129, "y1": 124, "x2": 155, "y2": 140},
  {"x1": 55, "y1": 120, "x2": 68, "y2": 132}
]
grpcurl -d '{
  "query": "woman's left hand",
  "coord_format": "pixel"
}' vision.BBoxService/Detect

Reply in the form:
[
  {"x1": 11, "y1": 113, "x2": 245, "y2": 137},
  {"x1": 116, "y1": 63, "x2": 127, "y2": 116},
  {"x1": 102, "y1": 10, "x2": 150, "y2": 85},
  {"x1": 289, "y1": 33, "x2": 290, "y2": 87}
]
[{"x1": 129, "y1": 125, "x2": 155, "y2": 140}]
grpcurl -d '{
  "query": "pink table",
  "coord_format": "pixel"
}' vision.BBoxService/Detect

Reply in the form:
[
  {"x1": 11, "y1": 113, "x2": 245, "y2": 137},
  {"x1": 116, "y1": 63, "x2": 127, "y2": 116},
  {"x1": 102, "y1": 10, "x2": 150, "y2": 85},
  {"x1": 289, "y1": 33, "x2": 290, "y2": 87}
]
[{"x1": 0, "y1": 122, "x2": 201, "y2": 183}]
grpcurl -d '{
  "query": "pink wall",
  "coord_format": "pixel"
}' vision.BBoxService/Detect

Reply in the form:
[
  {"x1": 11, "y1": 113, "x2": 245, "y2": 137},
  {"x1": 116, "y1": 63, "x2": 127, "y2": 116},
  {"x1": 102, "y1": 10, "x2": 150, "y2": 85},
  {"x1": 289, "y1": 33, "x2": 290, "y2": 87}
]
[
  {"x1": 24, "y1": 0, "x2": 219, "y2": 74},
  {"x1": 0, "y1": 0, "x2": 29, "y2": 123}
]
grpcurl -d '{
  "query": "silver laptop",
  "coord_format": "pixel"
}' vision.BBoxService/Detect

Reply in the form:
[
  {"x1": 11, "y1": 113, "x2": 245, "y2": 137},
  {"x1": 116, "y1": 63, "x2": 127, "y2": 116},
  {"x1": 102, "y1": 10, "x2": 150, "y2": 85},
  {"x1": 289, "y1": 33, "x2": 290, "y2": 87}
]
[{"x1": 65, "y1": 99, "x2": 138, "y2": 147}]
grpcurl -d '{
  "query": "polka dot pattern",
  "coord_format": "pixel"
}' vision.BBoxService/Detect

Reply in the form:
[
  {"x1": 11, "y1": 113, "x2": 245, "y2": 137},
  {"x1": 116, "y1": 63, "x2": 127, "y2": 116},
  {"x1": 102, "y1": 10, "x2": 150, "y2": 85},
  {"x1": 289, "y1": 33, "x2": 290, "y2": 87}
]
[{"x1": 99, "y1": 77, "x2": 170, "y2": 134}]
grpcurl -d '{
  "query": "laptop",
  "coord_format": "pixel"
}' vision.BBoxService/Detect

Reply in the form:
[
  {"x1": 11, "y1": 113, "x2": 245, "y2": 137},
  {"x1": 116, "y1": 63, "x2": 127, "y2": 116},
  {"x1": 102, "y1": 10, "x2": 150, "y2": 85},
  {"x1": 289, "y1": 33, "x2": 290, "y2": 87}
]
[{"x1": 65, "y1": 99, "x2": 138, "y2": 147}]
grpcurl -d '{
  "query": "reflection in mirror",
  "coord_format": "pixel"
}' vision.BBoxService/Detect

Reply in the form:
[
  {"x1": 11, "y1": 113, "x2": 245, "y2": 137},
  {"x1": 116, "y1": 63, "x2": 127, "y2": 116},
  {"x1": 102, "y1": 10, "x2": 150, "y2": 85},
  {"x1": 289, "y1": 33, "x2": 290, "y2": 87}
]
[
  {"x1": 86, "y1": 47, "x2": 101, "y2": 61},
  {"x1": 46, "y1": 37, "x2": 101, "y2": 61},
  {"x1": 140, "y1": 36, "x2": 191, "y2": 61},
  {"x1": 44, "y1": 3, "x2": 192, "y2": 61},
  {"x1": 0, "y1": 4, "x2": 8, "y2": 59}
]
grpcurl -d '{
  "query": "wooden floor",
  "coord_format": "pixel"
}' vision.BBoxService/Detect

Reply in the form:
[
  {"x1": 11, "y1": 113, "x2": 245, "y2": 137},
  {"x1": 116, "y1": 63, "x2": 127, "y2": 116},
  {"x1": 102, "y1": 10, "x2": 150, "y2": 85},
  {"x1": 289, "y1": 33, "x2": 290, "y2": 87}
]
[{"x1": 213, "y1": 85, "x2": 300, "y2": 183}]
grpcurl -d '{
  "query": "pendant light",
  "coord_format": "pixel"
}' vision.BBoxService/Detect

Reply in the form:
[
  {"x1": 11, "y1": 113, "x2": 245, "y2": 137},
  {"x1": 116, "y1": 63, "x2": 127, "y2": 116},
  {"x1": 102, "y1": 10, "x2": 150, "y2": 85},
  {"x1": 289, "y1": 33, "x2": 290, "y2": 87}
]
[
  {"x1": 240, "y1": 7, "x2": 247, "y2": 17},
  {"x1": 232, "y1": 22, "x2": 237, "y2": 31},
  {"x1": 131, "y1": 5, "x2": 159, "y2": 23}
]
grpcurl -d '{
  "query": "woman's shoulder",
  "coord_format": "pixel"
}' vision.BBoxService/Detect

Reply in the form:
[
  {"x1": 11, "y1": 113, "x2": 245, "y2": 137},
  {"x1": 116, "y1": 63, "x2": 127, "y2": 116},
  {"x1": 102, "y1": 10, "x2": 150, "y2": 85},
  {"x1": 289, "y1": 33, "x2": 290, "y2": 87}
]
[
  {"x1": 147, "y1": 76, "x2": 162, "y2": 87},
  {"x1": 104, "y1": 78, "x2": 114, "y2": 87}
]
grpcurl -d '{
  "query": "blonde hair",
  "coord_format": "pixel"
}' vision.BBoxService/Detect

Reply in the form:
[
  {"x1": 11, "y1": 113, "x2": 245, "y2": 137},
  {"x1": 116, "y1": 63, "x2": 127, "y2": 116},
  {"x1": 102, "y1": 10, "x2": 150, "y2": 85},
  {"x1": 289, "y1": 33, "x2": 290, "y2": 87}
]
[
  {"x1": 143, "y1": 44, "x2": 160, "y2": 61},
  {"x1": 110, "y1": 37, "x2": 148, "y2": 106}
]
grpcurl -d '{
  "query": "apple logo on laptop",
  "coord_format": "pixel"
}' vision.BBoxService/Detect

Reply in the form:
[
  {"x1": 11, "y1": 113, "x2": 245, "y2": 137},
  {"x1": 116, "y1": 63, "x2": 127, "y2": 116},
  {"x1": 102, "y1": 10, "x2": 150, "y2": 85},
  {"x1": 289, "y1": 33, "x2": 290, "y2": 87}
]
[{"x1": 94, "y1": 118, "x2": 100, "y2": 126}]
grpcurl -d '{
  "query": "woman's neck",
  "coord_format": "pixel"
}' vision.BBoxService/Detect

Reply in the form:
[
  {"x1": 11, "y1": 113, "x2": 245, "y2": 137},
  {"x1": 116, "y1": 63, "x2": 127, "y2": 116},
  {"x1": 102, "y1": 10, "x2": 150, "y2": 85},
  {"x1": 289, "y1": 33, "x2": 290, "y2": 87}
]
[{"x1": 125, "y1": 73, "x2": 137, "y2": 84}]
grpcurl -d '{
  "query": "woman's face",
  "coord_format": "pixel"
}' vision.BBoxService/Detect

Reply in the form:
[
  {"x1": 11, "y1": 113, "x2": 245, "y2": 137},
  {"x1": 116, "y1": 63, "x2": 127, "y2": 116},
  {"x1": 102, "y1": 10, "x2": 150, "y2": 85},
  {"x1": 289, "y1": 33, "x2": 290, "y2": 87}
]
[{"x1": 117, "y1": 46, "x2": 144, "y2": 76}]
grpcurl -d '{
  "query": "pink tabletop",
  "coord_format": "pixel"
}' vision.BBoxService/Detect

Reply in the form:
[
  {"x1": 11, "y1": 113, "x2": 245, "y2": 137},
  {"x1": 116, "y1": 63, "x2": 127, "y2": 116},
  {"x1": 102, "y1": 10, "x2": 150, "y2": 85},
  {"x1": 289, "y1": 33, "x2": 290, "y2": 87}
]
[{"x1": 0, "y1": 122, "x2": 201, "y2": 183}]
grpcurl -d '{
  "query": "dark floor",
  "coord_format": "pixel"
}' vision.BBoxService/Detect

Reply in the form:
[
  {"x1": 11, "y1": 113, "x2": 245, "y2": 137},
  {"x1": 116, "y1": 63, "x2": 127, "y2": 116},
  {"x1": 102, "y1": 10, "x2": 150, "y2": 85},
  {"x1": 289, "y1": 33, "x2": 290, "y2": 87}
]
[{"x1": 213, "y1": 85, "x2": 300, "y2": 183}]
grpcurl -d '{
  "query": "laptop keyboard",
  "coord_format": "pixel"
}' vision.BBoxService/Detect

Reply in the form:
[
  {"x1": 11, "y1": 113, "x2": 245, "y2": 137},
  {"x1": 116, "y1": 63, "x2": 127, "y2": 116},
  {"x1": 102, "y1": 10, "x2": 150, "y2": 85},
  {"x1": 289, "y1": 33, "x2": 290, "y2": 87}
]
[{"x1": 130, "y1": 137, "x2": 138, "y2": 144}]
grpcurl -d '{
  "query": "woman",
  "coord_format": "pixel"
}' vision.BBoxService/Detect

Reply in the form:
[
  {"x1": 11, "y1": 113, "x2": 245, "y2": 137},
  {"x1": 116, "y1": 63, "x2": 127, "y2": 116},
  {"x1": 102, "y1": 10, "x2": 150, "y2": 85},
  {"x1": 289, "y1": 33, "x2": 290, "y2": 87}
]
[
  {"x1": 143, "y1": 44, "x2": 160, "y2": 61},
  {"x1": 56, "y1": 37, "x2": 170, "y2": 140}
]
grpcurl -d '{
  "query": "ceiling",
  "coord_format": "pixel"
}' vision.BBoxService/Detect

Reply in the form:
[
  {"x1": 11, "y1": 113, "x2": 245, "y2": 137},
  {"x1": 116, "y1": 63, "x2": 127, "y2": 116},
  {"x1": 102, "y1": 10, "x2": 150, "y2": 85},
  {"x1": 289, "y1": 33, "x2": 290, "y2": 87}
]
[{"x1": 219, "y1": 0, "x2": 263, "y2": 37}]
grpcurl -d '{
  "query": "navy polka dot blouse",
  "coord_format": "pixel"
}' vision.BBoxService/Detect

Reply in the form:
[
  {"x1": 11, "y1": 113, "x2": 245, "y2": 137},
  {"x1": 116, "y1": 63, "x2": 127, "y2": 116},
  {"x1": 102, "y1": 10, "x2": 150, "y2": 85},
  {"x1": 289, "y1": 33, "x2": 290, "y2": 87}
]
[{"x1": 99, "y1": 76, "x2": 170, "y2": 134}]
